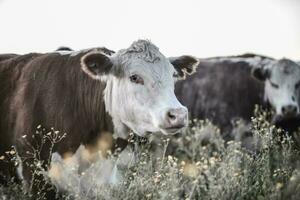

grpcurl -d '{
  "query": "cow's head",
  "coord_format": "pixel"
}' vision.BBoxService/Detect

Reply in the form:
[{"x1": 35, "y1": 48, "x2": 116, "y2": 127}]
[
  {"x1": 80, "y1": 40, "x2": 199, "y2": 138},
  {"x1": 252, "y1": 58, "x2": 300, "y2": 121}
]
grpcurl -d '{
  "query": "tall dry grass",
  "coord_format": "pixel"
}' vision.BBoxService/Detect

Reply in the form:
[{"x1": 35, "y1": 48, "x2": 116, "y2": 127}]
[{"x1": 0, "y1": 109, "x2": 299, "y2": 200}]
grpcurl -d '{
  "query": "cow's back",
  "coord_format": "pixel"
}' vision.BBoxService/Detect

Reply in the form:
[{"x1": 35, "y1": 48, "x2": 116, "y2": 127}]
[
  {"x1": 175, "y1": 58, "x2": 265, "y2": 134},
  {"x1": 0, "y1": 54, "x2": 19, "y2": 63}
]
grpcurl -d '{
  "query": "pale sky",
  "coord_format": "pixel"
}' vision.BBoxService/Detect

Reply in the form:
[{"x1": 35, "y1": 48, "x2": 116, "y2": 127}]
[{"x1": 0, "y1": 0, "x2": 299, "y2": 60}]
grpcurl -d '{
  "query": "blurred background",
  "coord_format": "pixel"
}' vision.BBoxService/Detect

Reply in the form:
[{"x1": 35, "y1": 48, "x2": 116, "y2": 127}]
[{"x1": 0, "y1": 0, "x2": 299, "y2": 59}]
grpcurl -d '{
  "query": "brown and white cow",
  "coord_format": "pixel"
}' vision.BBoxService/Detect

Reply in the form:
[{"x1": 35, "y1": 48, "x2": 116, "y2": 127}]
[{"x1": 0, "y1": 40, "x2": 199, "y2": 197}]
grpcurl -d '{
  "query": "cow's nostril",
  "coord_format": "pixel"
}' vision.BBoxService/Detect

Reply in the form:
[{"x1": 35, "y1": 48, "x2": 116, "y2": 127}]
[
  {"x1": 282, "y1": 107, "x2": 286, "y2": 114},
  {"x1": 167, "y1": 111, "x2": 176, "y2": 121},
  {"x1": 292, "y1": 106, "x2": 297, "y2": 113}
]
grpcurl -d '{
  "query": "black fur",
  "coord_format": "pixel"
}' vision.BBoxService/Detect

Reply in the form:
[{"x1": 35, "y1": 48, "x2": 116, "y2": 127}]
[{"x1": 175, "y1": 55, "x2": 265, "y2": 137}]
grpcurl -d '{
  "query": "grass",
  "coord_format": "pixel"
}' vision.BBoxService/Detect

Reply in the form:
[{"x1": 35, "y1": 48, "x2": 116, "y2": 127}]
[{"x1": 0, "y1": 108, "x2": 300, "y2": 200}]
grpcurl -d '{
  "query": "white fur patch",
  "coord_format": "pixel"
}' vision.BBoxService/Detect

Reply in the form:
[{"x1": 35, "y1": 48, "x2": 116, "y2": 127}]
[
  {"x1": 55, "y1": 50, "x2": 73, "y2": 55},
  {"x1": 55, "y1": 48, "x2": 94, "y2": 57}
]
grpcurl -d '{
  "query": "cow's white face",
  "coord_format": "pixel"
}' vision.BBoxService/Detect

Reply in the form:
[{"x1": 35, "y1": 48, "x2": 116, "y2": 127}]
[
  {"x1": 252, "y1": 59, "x2": 300, "y2": 121},
  {"x1": 81, "y1": 40, "x2": 199, "y2": 138}
]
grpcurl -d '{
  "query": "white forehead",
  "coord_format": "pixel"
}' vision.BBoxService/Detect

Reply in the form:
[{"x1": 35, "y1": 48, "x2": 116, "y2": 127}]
[
  {"x1": 114, "y1": 40, "x2": 175, "y2": 78},
  {"x1": 270, "y1": 59, "x2": 300, "y2": 84}
]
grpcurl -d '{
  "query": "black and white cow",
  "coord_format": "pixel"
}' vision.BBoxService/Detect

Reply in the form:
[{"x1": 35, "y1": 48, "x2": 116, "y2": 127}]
[
  {"x1": 175, "y1": 54, "x2": 300, "y2": 141},
  {"x1": 0, "y1": 40, "x2": 199, "y2": 197}
]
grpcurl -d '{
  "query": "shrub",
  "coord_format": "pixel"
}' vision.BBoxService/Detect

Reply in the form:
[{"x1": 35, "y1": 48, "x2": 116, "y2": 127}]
[{"x1": 0, "y1": 111, "x2": 299, "y2": 200}]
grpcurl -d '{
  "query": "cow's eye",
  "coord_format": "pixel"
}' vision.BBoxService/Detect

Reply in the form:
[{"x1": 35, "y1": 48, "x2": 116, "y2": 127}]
[
  {"x1": 130, "y1": 74, "x2": 144, "y2": 85},
  {"x1": 270, "y1": 81, "x2": 279, "y2": 89}
]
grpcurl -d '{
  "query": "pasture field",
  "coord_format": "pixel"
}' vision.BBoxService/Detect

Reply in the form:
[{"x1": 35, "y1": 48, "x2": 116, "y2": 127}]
[{"x1": 1, "y1": 109, "x2": 300, "y2": 200}]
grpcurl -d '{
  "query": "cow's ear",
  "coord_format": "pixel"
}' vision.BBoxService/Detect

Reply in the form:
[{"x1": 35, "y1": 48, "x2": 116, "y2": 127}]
[
  {"x1": 251, "y1": 67, "x2": 270, "y2": 82},
  {"x1": 81, "y1": 51, "x2": 113, "y2": 80},
  {"x1": 56, "y1": 46, "x2": 73, "y2": 51},
  {"x1": 169, "y1": 56, "x2": 199, "y2": 80}
]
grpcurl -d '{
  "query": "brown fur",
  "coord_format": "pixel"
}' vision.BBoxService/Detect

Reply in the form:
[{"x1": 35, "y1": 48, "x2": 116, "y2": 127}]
[
  {"x1": 0, "y1": 53, "x2": 19, "y2": 63},
  {"x1": 0, "y1": 49, "x2": 126, "y2": 197}
]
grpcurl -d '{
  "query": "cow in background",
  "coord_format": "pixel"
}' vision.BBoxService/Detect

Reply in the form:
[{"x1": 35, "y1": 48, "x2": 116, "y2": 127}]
[{"x1": 175, "y1": 54, "x2": 300, "y2": 149}]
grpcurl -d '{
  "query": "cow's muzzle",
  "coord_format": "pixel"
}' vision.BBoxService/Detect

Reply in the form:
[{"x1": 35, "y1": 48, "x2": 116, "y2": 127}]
[{"x1": 160, "y1": 107, "x2": 188, "y2": 134}]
